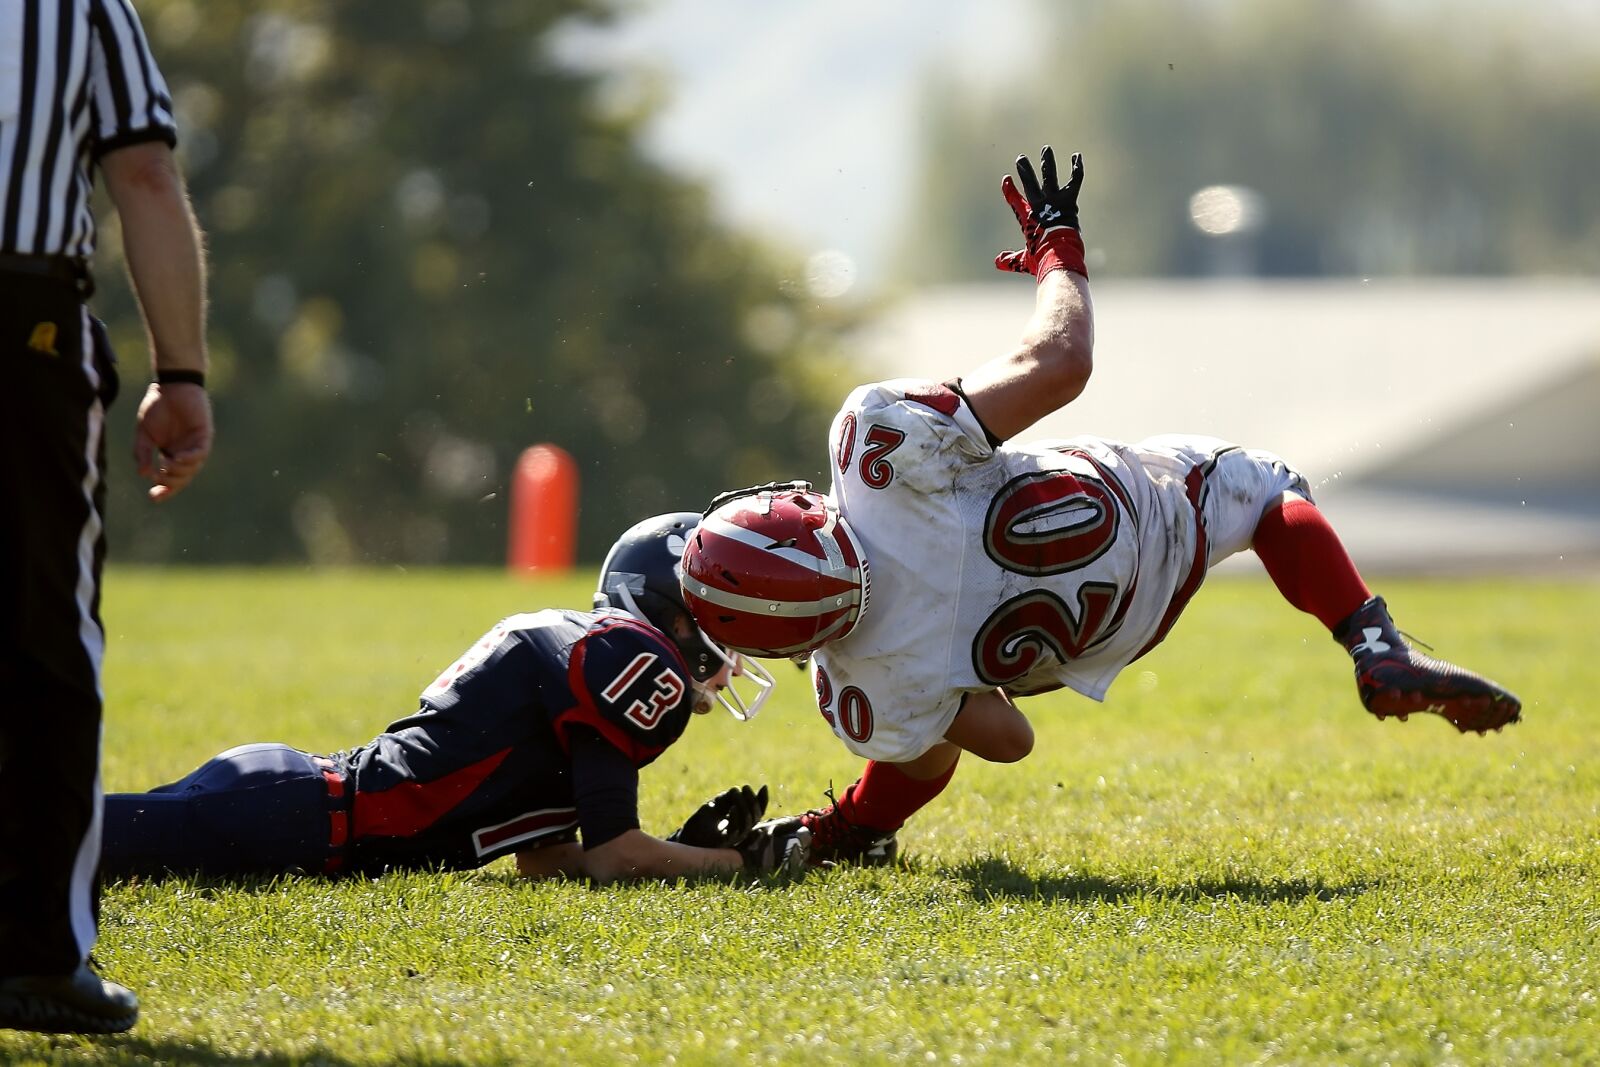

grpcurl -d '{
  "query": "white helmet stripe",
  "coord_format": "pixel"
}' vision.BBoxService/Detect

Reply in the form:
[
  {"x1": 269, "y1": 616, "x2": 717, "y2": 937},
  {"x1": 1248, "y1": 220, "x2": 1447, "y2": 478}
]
[
  {"x1": 813, "y1": 513, "x2": 850, "y2": 577},
  {"x1": 686, "y1": 579, "x2": 862, "y2": 618},
  {"x1": 700, "y1": 513, "x2": 860, "y2": 585},
  {"x1": 816, "y1": 504, "x2": 865, "y2": 585},
  {"x1": 698, "y1": 515, "x2": 830, "y2": 571}
]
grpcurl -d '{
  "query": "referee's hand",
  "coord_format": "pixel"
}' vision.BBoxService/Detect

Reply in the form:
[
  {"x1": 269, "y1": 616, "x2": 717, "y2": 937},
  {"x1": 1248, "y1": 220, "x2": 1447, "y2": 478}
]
[{"x1": 134, "y1": 382, "x2": 213, "y2": 501}]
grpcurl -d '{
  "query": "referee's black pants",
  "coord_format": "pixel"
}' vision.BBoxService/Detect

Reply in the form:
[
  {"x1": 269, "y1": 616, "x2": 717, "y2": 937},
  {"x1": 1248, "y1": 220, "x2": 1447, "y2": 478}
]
[{"x1": 0, "y1": 274, "x2": 120, "y2": 977}]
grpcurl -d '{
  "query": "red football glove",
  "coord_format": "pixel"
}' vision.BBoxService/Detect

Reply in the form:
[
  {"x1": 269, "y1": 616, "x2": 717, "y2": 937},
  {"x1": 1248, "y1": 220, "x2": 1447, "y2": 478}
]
[{"x1": 995, "y1": 146, "x2": 1088, "y2": 280}]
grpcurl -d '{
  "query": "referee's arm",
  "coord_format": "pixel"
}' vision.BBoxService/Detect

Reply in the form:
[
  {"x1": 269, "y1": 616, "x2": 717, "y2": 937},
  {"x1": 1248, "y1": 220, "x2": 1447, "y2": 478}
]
[{"x1": 101, "y1": 141, "x2": 212, "y2": 500}]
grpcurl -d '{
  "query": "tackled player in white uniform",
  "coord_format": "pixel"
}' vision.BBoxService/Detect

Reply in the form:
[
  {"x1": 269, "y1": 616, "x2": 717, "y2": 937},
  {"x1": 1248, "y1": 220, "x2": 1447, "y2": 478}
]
[
  {"x1": 818, "y1": 378, "x2": 1308, "y2": 765},
  {"x1": 681, "y1": 144, "x2": 1521, "y2": 867}
]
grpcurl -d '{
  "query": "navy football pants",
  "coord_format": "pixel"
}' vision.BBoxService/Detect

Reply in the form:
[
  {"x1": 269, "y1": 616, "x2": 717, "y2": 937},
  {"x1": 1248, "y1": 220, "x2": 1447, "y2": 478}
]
[{"x1": 102, "y1": 743, "x2": 344, "y2": 878}]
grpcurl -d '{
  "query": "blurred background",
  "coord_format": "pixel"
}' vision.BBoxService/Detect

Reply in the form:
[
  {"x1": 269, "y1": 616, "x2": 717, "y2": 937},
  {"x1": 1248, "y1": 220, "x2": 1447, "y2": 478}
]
[{"x1": 93, "y1": 0, "x2": 1600, "y2": 570}]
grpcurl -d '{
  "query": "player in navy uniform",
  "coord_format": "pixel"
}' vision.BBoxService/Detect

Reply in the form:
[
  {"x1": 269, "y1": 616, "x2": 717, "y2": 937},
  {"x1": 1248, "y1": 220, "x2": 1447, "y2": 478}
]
[{"x1": 100, "y1": 515, "x2": 807, "y2": 883}]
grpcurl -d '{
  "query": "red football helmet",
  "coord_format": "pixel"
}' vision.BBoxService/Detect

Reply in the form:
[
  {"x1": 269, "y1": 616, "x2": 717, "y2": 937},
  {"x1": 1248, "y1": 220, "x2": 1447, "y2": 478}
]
[{"x1": 681, "y1": 482, "x2": 870, "y2": 658}]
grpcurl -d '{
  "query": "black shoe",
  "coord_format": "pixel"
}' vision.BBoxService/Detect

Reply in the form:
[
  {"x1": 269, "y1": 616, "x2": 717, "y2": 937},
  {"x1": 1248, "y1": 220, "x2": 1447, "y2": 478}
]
[
  {"x1": 780, "y1": 806, "x2": 898, "y2": 867},
  {"x1": 1333, "y1": 596, "x2": 1522, "y2": 735},
  {"x1": 0, "y1": 963, "x2": 139, "y2": 1035}
]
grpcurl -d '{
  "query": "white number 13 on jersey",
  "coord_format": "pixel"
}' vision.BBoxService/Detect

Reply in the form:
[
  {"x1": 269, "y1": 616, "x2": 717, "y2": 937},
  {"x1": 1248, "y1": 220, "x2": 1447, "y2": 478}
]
[{"x1": 602, "y1": 652, "x2": 686, "y2": 730}]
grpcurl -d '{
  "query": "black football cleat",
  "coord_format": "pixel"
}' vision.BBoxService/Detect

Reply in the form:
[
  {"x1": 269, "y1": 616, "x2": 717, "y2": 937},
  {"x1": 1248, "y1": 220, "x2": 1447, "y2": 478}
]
[
  {"x1": 0, "y1": 963, "x2": 139, "y2": 1035},
  {"x1": 760, "y1": 804, "x2": 899, "y2": 868},
  {"x1": 1333, "y1": 596, "x2": 1522, "y2": 735}
]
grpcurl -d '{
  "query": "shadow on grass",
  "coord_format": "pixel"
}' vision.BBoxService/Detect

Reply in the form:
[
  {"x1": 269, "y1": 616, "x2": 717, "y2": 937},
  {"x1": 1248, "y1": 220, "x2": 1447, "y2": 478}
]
[
  {"x1": 9, "y1": 1034, "x2": 479, "y2": 1065},
  {"x1": 942, "y1": 855, "x2": 1370, "y2": 905},
  {"x1": 104, "y1": 1035, "x2": 363, "y2": 1066}
]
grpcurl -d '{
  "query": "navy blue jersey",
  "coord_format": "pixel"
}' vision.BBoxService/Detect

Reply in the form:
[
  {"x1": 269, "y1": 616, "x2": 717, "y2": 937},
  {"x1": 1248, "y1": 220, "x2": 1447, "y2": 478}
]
[{"x1": 339, "y1": 609, "x2": 695, "y2": 871}]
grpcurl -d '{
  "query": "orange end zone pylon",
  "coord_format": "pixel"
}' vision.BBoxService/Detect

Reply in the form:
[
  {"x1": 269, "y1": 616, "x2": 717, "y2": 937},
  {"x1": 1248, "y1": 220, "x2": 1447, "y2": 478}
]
[{"x1": 508, "y1": 444, "x2": 577, "y2": 573}]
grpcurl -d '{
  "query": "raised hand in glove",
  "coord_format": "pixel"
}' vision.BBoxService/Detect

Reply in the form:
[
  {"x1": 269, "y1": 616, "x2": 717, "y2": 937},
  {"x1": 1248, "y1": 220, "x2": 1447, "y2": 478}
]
[
  {"x1": 735, "y1": 820, "x2": 812, "y2": 874},
  {"x1": 667, "y1": 785, "x2": 769, "y2": 849},
  {"x1": 995, "y1": 146, "x2": 1088, "y2": 280}
]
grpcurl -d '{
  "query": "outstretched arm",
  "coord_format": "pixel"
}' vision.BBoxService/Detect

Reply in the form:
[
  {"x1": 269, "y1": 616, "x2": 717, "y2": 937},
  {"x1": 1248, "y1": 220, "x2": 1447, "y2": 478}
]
[
  {"x1": 960, "y1": 270, "x2": 1093, "y2": 443},
  {"x1": 526, "y1": 731, "x2": 805, "y2": 882},
  {"x1": 960, "y1": 147, "x2": 1094, "y2": 443},
  {"x1": 574, "y1": 830, "x2": 744, "y2": 884},
  {"x1": 512, "y1": 835, "x2": 740, "y2": 882},
  {"x1": 580, "y1": 782, "x2": 780, "y2": 882},
  {"x1": 514, "y1": 825, "x2": 807, "y2": 884}
]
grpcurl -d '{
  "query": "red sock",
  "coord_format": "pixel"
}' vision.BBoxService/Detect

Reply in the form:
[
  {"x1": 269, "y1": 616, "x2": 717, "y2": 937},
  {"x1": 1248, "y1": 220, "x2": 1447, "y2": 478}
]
[
  {"x1": 1252, "y1": 496, "x2": 1371, "y2": 630},
  {"x1": 836, "y1": 758, "x2": 958, "y2": 831}
]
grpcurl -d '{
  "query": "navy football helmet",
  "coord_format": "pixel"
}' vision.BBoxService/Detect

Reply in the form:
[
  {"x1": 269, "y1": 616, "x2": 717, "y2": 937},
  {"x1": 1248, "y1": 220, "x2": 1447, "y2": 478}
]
[{"x1": 596, "y1": 513, "x2": 774, "y2": 720}]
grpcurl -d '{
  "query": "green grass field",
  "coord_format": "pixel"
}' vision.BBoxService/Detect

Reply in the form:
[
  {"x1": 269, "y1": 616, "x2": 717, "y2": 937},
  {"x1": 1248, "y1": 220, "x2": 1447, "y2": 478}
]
[{"x1": 5, "y1": 567, "x2": 1597, "y2": 1065}]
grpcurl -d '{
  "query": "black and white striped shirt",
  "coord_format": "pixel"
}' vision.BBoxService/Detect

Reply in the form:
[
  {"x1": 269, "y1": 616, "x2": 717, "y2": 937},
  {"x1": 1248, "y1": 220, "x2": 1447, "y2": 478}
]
[{"x1": 0, "y1": 0, "x2": 176, "y2": 258}]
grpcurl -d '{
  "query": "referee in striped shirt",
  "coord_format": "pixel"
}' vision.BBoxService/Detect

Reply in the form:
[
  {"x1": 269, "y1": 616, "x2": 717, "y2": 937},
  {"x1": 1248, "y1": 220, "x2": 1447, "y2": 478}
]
[{"x1": 2, "y1": 0, "x2": 211, "y2": 1035}]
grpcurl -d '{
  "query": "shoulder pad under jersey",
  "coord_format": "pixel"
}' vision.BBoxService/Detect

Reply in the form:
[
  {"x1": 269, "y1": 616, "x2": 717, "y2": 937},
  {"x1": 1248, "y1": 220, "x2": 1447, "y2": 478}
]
[{"x1": 555, "y1": 615, "x2": 696, "y2": 766}]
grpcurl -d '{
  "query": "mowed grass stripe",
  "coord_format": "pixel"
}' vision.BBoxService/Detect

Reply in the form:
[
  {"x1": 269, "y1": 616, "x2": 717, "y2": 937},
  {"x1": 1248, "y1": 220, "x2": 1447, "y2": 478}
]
[{"x1": 2, "y1": 568, "x2": 1592, "y2": 1065}]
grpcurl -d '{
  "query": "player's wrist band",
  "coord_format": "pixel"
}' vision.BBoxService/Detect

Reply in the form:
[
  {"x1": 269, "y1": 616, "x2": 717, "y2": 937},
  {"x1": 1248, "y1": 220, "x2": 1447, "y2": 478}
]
[
  {"x1": 1036, "y1": 227, "x2": 1088, "y2": 280},
  {"x1": 155, "y1": 368, "x2": 206, "y2": 388}
]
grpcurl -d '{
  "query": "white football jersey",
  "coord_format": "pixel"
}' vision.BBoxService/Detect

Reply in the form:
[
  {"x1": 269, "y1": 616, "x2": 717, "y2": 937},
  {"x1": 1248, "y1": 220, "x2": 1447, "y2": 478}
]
[{"x1": 812, "y1": 379, "x2": 1302, "y2": 763}]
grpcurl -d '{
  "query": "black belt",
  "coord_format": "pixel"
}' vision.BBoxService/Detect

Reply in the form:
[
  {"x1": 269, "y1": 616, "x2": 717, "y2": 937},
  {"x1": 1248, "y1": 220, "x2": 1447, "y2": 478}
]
[{"x1": 0, "y1": 252, "x2": 94, "y2": 296}]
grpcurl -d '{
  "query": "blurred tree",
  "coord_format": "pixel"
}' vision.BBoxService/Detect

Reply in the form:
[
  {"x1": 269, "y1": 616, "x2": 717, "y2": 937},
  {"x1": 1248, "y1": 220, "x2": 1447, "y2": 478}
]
[
  {"x1": 94, "y1": 0, "x2": 852, "y2": 564},
  {"x1": 901, "y1": 0, "x2": 1600, "y2": 281}
]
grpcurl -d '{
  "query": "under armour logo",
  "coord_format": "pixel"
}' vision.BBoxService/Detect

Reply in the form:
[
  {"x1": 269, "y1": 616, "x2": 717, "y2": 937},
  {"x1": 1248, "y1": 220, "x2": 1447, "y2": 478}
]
[
  {"x1": 1349, "y1": 627, "x2": 1391, "y2": 657},
  {"x1": 1038, "y1": 205, "x2": 1063, "y2": 224},
  {"x1": 28, "y1": 322, "x2": 59, "y2": 356}
]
